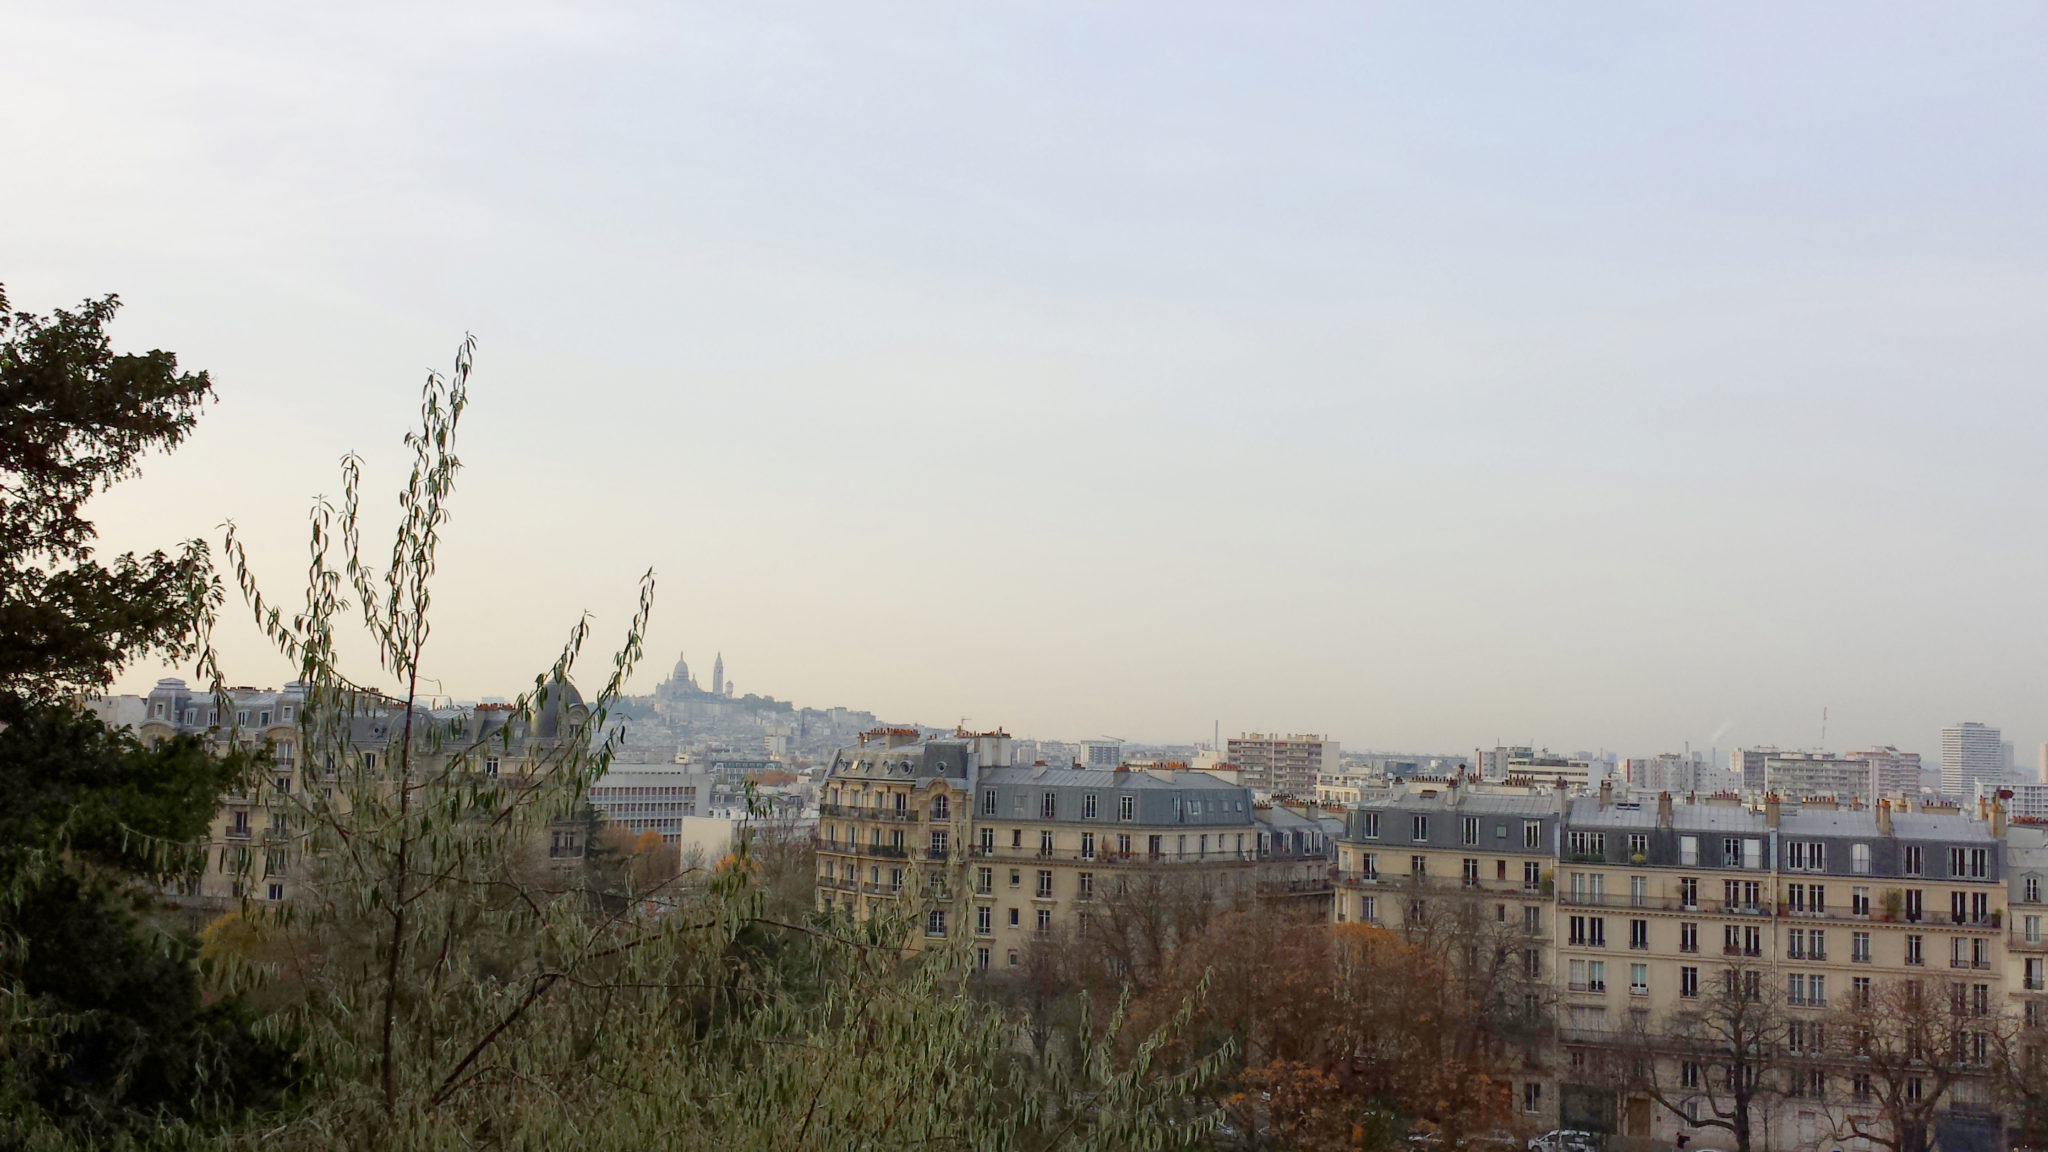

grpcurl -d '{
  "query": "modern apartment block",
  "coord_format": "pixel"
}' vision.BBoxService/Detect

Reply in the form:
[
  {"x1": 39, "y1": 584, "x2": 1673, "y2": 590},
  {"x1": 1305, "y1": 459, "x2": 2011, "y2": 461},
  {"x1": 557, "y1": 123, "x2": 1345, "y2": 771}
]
[
  {"x1": 1626, "y1": 753, "x2": 1717, "y2": 795},
  {"x1": 814, "y1": 729, "x2": 1337, "y2": 972},
  {"x1": 586, "y1": 768, "x2": 719, "y2": 843},
  {"x1": 1763, "y1": 752, "x2": 1877, "y2": 805},
  {"x1": 1943, "y1": 722, "x2": 2005, "y2": 800},
  {"x1": 1228, "y1": 732, "x2": 1339, "y2": 798},
  {"x1": 1731, "y1": 747, "x2": 1782, "y2": 794},
  {"x1": 1332, "y1": 780, "x2": 2021, "y2": 1149},
  {"x1": 1847, "y1": 746, "x2": 1924, "y2": 802},
  {"x1": 1079, "y1": 738, "x2": 1123, "y2": 769}
]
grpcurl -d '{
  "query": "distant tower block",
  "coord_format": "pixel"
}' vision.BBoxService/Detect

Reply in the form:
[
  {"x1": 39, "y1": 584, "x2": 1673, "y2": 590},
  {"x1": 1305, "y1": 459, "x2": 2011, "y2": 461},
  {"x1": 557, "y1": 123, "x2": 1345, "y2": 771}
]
[{"x1": 712, "y1": 652, "x2": 725, "y2": 697}]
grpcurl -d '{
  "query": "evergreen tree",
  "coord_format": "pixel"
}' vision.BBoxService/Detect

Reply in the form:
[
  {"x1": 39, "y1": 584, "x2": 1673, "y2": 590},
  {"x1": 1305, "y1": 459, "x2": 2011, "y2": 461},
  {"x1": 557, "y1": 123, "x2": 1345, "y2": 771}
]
[{"x1": 0, "y1": 285, "x2": 297, "y2": 1143}]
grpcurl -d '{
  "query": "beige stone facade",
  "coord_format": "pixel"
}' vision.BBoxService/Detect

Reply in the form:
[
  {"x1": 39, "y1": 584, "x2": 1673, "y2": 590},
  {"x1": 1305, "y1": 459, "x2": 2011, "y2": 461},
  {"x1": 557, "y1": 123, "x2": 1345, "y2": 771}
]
[
  {"x1": 1334, "y1": 782, "x2": 2021, "y2": 1149},
  {"x1": 814, "y1": 730, "x2": 1337, "y2": 972}
]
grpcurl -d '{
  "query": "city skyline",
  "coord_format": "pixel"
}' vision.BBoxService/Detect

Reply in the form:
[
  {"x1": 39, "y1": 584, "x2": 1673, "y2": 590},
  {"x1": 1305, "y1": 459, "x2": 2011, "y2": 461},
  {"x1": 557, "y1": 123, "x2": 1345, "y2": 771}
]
[{"x1": 11, "y1": 4, "x2": 2047, "y2": 758}]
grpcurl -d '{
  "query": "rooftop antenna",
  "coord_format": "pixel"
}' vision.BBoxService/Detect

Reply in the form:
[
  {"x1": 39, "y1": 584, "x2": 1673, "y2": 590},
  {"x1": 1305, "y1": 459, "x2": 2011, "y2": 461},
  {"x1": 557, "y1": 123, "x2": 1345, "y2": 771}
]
[{"x1": 1820, "y1": 707, "x2": 1828, "y2": 751}]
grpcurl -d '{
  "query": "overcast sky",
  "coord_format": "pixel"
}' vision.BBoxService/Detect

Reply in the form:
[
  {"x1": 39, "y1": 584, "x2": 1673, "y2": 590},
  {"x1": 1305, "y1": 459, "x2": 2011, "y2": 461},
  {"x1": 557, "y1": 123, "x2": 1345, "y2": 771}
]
[{"x1": 9, "y1": 3, "x2": 2048, "y2": 760}]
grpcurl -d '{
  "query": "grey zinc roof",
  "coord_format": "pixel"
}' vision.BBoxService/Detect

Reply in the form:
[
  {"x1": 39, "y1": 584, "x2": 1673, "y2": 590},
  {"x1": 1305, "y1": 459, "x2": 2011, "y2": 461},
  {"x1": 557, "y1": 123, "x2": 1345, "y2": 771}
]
[
  {"x1": 979, "y1": 766, "x2": 1239, "y2": 791},
  {"x1": 1355, "y1": 791, "x2": 1559, "y2": 817},
  {"x1": 1566, "y1": 799, "x2": 1763, "y2": 833}
]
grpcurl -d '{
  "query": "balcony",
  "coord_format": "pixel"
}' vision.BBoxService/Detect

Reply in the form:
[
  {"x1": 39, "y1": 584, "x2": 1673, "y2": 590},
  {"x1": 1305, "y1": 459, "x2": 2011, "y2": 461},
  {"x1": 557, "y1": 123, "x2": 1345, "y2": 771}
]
[
  {"x1": 818, "y1": 803, "x2": 922, "y2": 822},
  {"x1": 1258, "y1": 877, "x2": 1336, "y2": 896},
  {"x1": 969, "y1": 846, "x2": 1255, "y2": 867},
  {"x1": 813, "y1": 841, "x2": 908, "y2": 860}
]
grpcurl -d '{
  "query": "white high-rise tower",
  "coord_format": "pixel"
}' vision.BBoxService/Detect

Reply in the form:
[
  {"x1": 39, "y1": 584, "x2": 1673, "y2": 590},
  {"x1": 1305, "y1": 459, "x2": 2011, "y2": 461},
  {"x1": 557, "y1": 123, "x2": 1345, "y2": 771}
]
[{"x1": 1940, "y1": 721, "x2": 2003, "y2": 799}]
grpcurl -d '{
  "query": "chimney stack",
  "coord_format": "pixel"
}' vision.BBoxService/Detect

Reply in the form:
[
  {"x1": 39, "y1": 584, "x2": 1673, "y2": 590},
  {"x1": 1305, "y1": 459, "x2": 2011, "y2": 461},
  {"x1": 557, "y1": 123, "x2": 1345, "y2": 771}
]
[
  {"x1": 1598, "y1": 779, "x2": 1613, "y2": 811},
  {"x1": 1992, "y1": 795, "x2": 2009, "y2": 839},
  {"x1": 1657, "y1": 791, "x2": 1673, "y2": 828},
  {"x1": 1876, "y1": 798, "x2": 1893, "y2": 837},
  {"x1": 1765, "y1": 793, "x2": 1781, "y2": 829}
]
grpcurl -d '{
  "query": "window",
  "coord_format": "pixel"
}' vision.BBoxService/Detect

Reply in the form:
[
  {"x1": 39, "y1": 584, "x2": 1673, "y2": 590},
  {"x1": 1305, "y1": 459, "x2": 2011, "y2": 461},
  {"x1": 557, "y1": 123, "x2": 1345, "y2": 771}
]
[
  {"x1": 1035, "y1": 870, "x2": 1052, "y2": 898},
  {"x1": 979, "y1": 827, "x2": 994, "y2": 854},
  {"x1": 1628, "y1": 833, "x2": 1648, "y2": 858},
  {"x1": 1041, "y1": 793, "x2": 1057, "y2": 819},
  {"x1": 1463, "y1": 817, "x2": 1480, "y2": 845},
  {"x1": 1789, "y1": 841, "x2": 1826, "y2": 871},
  {"x1": 1853, "y1": 843, "x2": 1871, "y2": 874},
  {"x1": 1680, "y1": 835, "x2": 1699, "y2": 866},
  {"x1": 1524, "y1": 861, "x2": 1541, "y2": 891},
  {"x1": 1525, "y1": 905, "x2": 1541, "y2": 933},
  {"x1": 1590, "y1": 918, "x2": 1607, "y2": 947},
  {"x1": 976, "y1": 866, "x2": 993, "y2": 894},
  {"x1": 930, "y1": 830, "x2": 949, "y2": 857},
  {"x1": 1905, "y1": 934, "x2": 1923, "y2": 965},
  {"x1": 1034, "y1": 908, "x2": 1051, "y2": 934},
  {"x1": 1569, "y1": 831, "x2": 1605, "y2": 858},
  {"x1": 266, "y1": 883, "x2": 284, "y2": 902},
  {"x1": 932, "y1": 795, "x2": 950, "y2": 820},
  {"x1": 1411, "y1": 854, "x2": 1427, "y2": 876},
  {"x1": 1680, "y1": 966, "x2": 1699, "y2": 998},
  {"x1": 1588, "y1": 960, "x2": 1606, "y2": 992},
  {"x1": 1413, "y1": 815, "x2": 1430, "y2": 841},
  {"x1": 1852, "y1": 932, "x2": 1871, "y2": 963},
  {"x1": 1524, "y1": 1082, "x2": 1542, "y2": 1114},
  {"x1": 1630, "y1": 875, "x2": 1647, "y2": 907},
  {"x1": 2028, "y1": 914, "x2": 2043, "y2": 945},
  {"x1": 927, "y1": 910, "x2": 947, "y2": 937},
  {"x1": 1463, "y1": 858, "x2": 1481, "y2": 887},
  {"x1": 1630, "y1": 963, "x2": 1648, "y2": 995},
  {"x1": 1078, "y1": 872, "x2": 1094, "y2": 900},
  {"x1": 1680, "y1": 922, "x2": 1698, "y2": 953},
  {"x1": 1525, "y1": 821, "x2": 1543, "y2": 849},
  {"x1": 1630, "y1": 919, "x2": 1649, "y2": 950},
  {"x1": 1009, "y1": 869, "x2": 1021, "y2": 888},
  {"x1": 1118, "y1": 795, "x2": 1134, "y2": 821},
  {"x1": 1038, "y1": 830, "x2": 1054, "y2": 857},
  {"x1": 1723, "y1": 837, "x2": 1742, "y2": 867},
  {"x1": 1361, "y1": 896, "x2": 1377, "y2": 922},
  {"x1": 1906, "y1": 889, "x2": 1924, "y2": 921},
  {"x1": 1679, "y1": 877, "x2": 1698, "y2": 909},
  {"x1": 975, "y1": 907, "x2": 991, "y2": 935},
  {"x1": 2027, "y1": 875, "x2": 2041, "y2": 903},
  {"x1": 1361, "y1": 812, "x2": 1380, "y2": 838},
  {"x1": 1080, "y1": 832, "x2": 1095, "y2": 859},
  {"x1": 982, "y1": 789, "x2": 998, "y2": 816},
  {"x1": 1904, "y1": 845, "x2": 1923, "y2": 876},
  {"x1": 2025, "y1": 958, "x2": 2044, "y2": 991}
]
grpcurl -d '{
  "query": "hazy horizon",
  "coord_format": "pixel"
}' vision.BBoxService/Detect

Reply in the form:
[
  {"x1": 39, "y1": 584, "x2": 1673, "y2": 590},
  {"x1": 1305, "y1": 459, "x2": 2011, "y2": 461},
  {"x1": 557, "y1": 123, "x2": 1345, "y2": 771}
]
[{"x1": 9, "y1": 3, "x2": 2047, "y2": 762}]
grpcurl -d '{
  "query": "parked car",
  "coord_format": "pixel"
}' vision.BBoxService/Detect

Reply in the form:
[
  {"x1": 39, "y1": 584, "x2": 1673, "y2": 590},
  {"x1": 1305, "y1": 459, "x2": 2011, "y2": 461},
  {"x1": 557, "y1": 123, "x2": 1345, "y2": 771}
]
[{"x1": 1528, "y1": 1129, "x2": 1599, "y2": 1152}]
